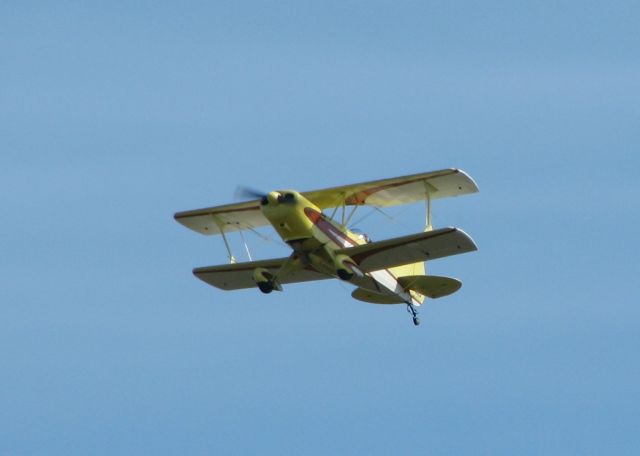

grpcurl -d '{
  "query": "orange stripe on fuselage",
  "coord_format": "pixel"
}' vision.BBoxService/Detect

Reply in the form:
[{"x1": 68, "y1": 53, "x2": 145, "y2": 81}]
[
  {"x1": 303, "y1": 207, "x2": 417, "y2": 305},
  {"x1": 303, "y1": 207, "x2": 357, "y2": 248}
]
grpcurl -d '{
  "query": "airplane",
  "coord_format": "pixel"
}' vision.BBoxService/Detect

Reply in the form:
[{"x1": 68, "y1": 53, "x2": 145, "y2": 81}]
[{"x1": 174, "y1": 168, "x2": 478, "y2": 326}]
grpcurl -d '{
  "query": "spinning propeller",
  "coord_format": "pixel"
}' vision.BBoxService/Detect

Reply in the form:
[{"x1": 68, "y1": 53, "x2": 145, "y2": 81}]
[{"x1": 235, "y1": 186, "x2": 269, "y2": 205}]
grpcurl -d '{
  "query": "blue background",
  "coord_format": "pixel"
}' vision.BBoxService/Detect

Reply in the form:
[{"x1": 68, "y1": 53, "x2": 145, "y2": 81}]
[{"x1": 2, "y1": 1, "x2": 639, "y2": 454}]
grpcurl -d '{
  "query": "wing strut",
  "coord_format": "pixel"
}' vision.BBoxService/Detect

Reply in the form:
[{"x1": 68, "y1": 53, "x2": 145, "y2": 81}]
[
  {"x1": 343, "y1": 205, "x2": 359, "y2": 227},
  {"x1": 425, "y1": 181, "x2": 433, "y2": 232},
  {"x1": 220, "y1": 229, "x2": 237, "y2": 264},
  {"x1": 327, "y1": 195, "x2": 360, "y2": 228}
]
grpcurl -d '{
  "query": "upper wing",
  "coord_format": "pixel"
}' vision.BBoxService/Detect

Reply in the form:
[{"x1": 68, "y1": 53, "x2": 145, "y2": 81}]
[
  {"x1": 174, "y1": 168, "x2": 478, "y2": 235},
  {"x1": 302, "y1": 168, "x2": 478, "y2": 209},
  {"x1": 174, "y1": 200, "x2": 269, "y2": 235},
  {"x1": 337, "y1": 227, "x2": 477, "y2": 273},
  {"x1": 193, "y1": 257, "x2": 330, "y2": 291}
]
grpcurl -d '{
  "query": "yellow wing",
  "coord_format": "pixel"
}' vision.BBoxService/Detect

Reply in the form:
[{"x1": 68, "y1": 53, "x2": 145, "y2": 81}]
[
  {"x1": 337, "y1": 227, "x2": 477, "y2": 272},
  {"x1": 193, "y1": 257, "x2": 330, "y2": 290},
  {"x1": 302, "y1": 168, "x2": 478, "y2": 208},
  {"x1": 174, "y1": 200, "x2": 268, "y2": 235},
  {"x1": 174, "y1": 168, "x2": 478, "y2": 235}
]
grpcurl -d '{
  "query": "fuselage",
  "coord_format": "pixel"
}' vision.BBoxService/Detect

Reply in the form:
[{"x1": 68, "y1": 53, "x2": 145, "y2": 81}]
[{"x1": 260, "y1": 190, "x2": 422, "y2": 306}]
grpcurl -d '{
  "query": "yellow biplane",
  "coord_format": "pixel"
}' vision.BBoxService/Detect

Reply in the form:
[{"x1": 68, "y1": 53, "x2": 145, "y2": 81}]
[{"x1": 175, "y1": 168, "x2": 478, "y2": 326}]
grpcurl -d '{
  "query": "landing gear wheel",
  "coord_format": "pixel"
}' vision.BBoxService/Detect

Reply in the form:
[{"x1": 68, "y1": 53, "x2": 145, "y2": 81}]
[
  {"x1": 258, "y1": 281, "x2": 274, "y2": 294},
  {"x1": 337, "y1": 269, "x2": 354, "y2": 281}
]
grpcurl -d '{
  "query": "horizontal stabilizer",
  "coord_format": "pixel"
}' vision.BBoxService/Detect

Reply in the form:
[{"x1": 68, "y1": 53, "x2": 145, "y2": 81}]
[
  {"x1": 351, "y1": 288, "x2": 404, "y2": 305},
  {"x1": 398, "y1": 275, "x2": 462, "y2": 299}
]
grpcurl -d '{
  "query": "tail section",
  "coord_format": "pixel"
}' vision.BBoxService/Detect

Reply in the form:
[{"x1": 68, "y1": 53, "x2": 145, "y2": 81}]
[
  {"x1": 391, "y1": 261, "x2": 463, "y2": 303},
  {"x1": 390, "y1": 261, "x2": 427, "y2": 304},
  {"x1": 397, "y1": 275, "x2": 462, "y2": 299}
]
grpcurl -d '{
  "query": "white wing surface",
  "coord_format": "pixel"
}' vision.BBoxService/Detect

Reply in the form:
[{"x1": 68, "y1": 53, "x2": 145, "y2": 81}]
[
  {"x1": 302, "y1": 168, "x2": 478, "y2": 208},
  {"x1": 337, "y1": 227, "x2": 477, "y2": 273},
  {"x1": 193, "y1": 257, "x2": 330, "y2": 290},
  {"x1": 174, "y1": 168, "x2": 478, "y2": 236},
  {"x1": 174, "y1": 201, "x2": 268, "y2": 235}
]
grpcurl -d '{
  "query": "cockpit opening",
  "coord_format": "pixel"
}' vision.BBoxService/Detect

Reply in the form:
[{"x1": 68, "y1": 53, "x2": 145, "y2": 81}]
[
  {"x1": 351, "y1": 228, "x2": 371, "y2": 243},
  {"x1": 278, "y1": 192, "x2": 296, "y2": 204}
]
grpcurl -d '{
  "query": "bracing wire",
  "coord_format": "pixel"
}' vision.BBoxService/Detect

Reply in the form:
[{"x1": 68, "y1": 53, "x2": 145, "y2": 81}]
[
  {"x1": 244, "y1": 226, "x2": 289, "y2": 248},
  {"x1": 238, "y1": 229, "x2": 253, "y2": 261},
  {"x1": 350, "y1": 207, "x2": 378, "y2": 227},
  {"x1": 350, "y1": 204, "x2": 418, "y2": 233}
]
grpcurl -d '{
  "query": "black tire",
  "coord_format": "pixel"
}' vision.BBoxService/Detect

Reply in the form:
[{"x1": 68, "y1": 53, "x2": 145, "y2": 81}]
[
  {"x1": 258, "y1": 281, "x2": 274, "y2": 294},
  {"x1": 337, "y1": 269, "x2": 354, "y2": 281}
]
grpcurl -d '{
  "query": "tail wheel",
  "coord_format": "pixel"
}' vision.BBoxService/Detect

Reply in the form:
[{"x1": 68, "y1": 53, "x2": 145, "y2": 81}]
[{"x1": 407, "y1": 303, "x2": 420, "y2": 326}]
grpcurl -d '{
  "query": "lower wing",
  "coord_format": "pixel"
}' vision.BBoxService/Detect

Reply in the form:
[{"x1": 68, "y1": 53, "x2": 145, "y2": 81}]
[
  {"x1": 193, "y1": 257, "x2": 330, "y2": 291},
  {"x1": 337, "y1": 227, "x2": 477, "y2": 273}
]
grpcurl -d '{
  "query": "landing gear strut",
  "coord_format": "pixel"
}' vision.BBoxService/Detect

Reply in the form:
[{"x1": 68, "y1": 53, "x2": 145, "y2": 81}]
[{"x1": 406, "y1": 303, "x2": 420, "y2": 326}]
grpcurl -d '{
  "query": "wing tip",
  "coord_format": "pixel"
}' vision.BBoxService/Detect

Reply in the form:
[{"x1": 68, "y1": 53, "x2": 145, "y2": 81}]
[
  {"x1": 449, "y1": 226, "x2": 479, "y2": 252},
  {"x1": 452, "y1": 168, "x2": 480, "y2": 194}
]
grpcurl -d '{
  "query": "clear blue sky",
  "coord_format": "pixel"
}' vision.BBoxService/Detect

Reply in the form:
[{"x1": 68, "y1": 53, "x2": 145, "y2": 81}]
[{"x1": 2, "y1": 1, "x2": 639, "y2": 454}]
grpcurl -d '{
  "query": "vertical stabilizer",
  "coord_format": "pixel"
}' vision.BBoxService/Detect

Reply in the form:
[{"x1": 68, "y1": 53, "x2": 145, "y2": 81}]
[{"x1": 390, "y1": 261, "x2": 427, "y2": 304}]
